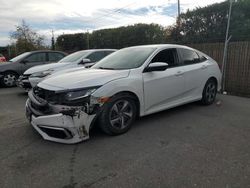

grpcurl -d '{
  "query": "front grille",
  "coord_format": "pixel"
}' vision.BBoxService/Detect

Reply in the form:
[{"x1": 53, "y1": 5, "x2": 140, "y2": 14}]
[
  {"x1": 33, "y1": 86, "x2": 63, "y2": 104},
  {"x1": 32, "y1": 86, "x2": 90, "y2": 106},
  {"x1": 30, "y1": 101, "x2": 51, "y2": 114},
  {"x1": 23, "y1": 82, "x2": 32, "y2": 89},
  {"x1": 21, "y1": 74, "x2": 31, "y2": 80}
]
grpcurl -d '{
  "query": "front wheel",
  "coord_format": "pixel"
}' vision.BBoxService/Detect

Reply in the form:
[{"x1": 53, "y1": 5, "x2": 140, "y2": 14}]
[
  {"x1": 98, "y1": 94, "x2": 137, "y2": 135},
  {"x1": 1, "y1": 72, "x2": 18, "y2": 87},
  {"x1": 201, "y1": 79, "x2": 217, "y2": 105}
]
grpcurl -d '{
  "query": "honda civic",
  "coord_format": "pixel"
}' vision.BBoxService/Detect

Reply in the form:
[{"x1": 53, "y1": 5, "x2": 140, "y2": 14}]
[{"x1": 25, "y1": 44, "x2": 221, "y2": 144}]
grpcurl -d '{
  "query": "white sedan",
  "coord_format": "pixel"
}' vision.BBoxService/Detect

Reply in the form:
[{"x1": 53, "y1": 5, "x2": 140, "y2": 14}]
[
  {"x1": 25, "y1": 44, "x2": 221, "y2": 144},
  {"x1": 17, "y1": 49, "x2": 116, "y2": 91}
]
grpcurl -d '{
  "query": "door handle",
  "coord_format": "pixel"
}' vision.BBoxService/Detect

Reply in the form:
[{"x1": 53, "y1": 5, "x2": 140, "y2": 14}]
[
  {"x1": 201, "y1": 65, "x2": 208, "y2": 69},
  {"x1": 175, "y1": 71, "x2": 184, "y2": 76}
]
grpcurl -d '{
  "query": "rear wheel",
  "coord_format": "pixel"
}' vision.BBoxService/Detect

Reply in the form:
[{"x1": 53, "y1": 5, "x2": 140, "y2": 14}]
[
  {"x1": 1, "y1": 72, "x2": 18, "y2": 87},
  {"x1": 201, "y1": 79, "x2": 217, "y2": 105},
  {"x1": 98, "y1": 94, "x2": 137, "y2": 135}
]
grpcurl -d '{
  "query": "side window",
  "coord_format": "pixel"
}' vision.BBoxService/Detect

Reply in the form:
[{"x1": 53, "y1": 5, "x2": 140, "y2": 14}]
[
  {"x1": 48, "y1": 52, "x2": 64, "y2": 62},
  {"x1": 25, "y1": 53, "x2": 46, "y2": 63},
  {"x1": 87, "y1": 51, "x2": 105, "y2": 62},
  {"x1": 151, "y1": 49, "x2": 178, "y2": 68},
  {"x1": 180, "y1": 49, "x2": 200, "y2": 65},
  {"x1": 197, "y1": 53, "x2": 207, "y2": 62},
  {"x1": 104, "y1": 51, "x2": 114, "y2": 56}
]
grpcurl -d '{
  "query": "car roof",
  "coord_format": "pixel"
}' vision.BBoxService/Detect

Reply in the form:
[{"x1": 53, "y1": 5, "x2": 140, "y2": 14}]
[
  {"x1": 124, "y1": 44, "x2": 194, "y2": 50},
  {"x1": 29, "y1": 50, "x2": 67, "y2": 54},
  {"x1": 76, "y1": 49, "x2": 117, "y2": 53}
]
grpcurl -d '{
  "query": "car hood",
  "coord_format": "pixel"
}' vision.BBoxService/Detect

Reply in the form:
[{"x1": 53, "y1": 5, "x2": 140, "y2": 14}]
[
  {"x1": 0, "y1": 61, "x2": 13, "y2": 65},
  {"x1": 24, "y1": 62, "x2": 70, "y2": 75},
  {"x1": 0, "y1": 61, "x2": 15, "y2": 69},
  {"x1": 38, "y1": 69, "x2": 130, "y2": 91},
  {"x1": 47, "y1": 66, "x2": 87, "y2": 78}
]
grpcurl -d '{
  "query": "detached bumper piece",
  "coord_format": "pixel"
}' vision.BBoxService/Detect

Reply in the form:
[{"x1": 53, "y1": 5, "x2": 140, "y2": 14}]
[
  {"x1": 17, "y1": 75, "x2": 32, "y2": 91},
  {"x1": 26, "y1": 90, "x2": 96, "y2": 144}
]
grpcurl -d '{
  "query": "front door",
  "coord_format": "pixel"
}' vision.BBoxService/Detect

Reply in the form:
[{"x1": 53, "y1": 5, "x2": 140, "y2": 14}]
[
  {"x1": 143, "y1": 48, "x2": 185, "y2": 114},
  {"x1": 20, "y1": 52, "x2": 47, "y2": 73}
]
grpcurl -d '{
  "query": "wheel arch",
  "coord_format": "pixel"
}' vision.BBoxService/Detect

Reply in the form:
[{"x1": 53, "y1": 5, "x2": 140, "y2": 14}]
[
  {"x1": 111, "y1": 91, "x2": 141, "y2": 117},
  {"x1": 207, "y1": 76, "x2": 218, "y2": 88},
  {"x1": 2, "y1": 70, "x2": 20, "y2": 76}
]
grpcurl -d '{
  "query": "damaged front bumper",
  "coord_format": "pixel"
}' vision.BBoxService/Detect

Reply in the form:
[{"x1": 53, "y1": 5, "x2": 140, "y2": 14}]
[
  {"x1": 25, "y1": 90, "x2": 101, "y2": 144},
  {"x1": 17, "y1": 75, "x2": 32, "y2": 91}
]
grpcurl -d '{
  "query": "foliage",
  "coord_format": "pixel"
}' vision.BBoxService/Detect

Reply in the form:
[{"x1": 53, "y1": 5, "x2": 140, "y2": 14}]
[
  {"x1": 10, "y1": 20, "x2": 47, "y2": 54},
  {"x1": 56, "y1": 33, "x2": 88, "y2": 53},
  {"x1": 170, "y1": 0, "x2": 250, "y2": 43},
  {"x1": 56, "y1": 0, "x2": 250, "y2": 50},
  {"x1": 56, "y1": 24, "x2": 167, "y2": 51}
]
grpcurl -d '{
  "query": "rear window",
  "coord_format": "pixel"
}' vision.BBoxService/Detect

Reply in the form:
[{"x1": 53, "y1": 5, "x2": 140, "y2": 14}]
[
  {"x1": 197, "y1": 53, "x2": 207, "y2": 62},
  {"x1": 25, "y1": 52, "x2": 46, "y2": 62},
  {"x1": 48, "y1": 52, "x2": 65, "y2": 62},
  {"x1": 179, "y1": 48, "x2": 200, "y2": 65}
]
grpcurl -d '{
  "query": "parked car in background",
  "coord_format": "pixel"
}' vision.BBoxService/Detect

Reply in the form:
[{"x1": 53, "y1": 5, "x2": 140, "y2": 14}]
[
  {"x1": 17, "y1": 49, "x2": 116, "y2": 91},
  {"x1": 0, "y1": 53, "x2": 6, "y2": 63},
  {"x1": 0, "y1": 50, "x2": 66, "y2": 87},
  {"x1": 25, "y1": 44, "x2": 221, "y2": 144}
]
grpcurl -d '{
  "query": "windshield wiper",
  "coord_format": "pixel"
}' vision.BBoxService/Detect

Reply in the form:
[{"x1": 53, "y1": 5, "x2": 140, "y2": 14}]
[{"x1": 98, "y1": 67, "x2": 115, "y2": 70}]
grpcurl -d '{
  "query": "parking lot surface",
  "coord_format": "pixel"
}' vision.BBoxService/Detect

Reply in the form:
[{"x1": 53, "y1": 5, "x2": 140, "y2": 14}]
[{"x1": 0, "y1": 87, "x2": 250, "y2": 188}]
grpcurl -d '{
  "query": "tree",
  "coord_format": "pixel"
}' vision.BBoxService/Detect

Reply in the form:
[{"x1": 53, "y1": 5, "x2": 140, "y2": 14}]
[
  {"x1": 56, "y1": 23, "x2": 167, "y2": 52},
  {"x1": 10, "y1": 20, "x2": 46, "y2": 54},
  {"x1": 168, "y1": 0, "x2": 250, "y2": 43},
  {"x1": 56, "y1": 33, "x2": 88, "y2": 53}
]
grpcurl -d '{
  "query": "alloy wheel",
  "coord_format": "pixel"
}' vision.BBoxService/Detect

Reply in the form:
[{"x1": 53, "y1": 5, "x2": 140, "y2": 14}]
[
  {"x1": 205, "y1": 82, "x2": 216, "y2": 103},
  {"x1": 3, "y1": 73, "x2": 17, "y2": 87},
  {"x1": 109, "y1": 99, "x2": 134, "y2": 130}
]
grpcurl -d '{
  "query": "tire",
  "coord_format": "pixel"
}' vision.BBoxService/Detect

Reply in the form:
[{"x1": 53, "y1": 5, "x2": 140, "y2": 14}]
[
  {"x1": 1, "y1": 72, "x2": 18, "y2": 87},
  {"x1": 201, "y1": 79, "x2": 217, "y2": 105},
  {"x1": 98, "y1": 94, "x2": 137, "y2": 135}
]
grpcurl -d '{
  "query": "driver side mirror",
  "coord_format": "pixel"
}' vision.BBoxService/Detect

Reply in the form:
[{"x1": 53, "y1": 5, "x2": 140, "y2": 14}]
[
  {"x1": 143, "y1": 62, "x2": 168, "y2": 72},
  {"x1": 78, "y1": 58, "x2": 91, "y2": 65}
]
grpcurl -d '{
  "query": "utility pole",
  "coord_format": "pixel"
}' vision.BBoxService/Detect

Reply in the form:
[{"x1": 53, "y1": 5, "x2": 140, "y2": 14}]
[
  {"x1": 177, "y1": 0, "x2": 180, "y2": 26},
  {"x1": 221, "y1": 0, "x2": 233, "y2": 93},
  {"x1": 87, "y1": 29, "x2": 90, "y2": 49},
  {"x1": 51, "y1": 29, "x2": 55, "y2": 50}
]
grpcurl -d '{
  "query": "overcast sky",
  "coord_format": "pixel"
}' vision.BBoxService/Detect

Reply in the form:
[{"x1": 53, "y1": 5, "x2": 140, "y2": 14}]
[{"x1": 0, "y1": 0, "x2": 225, "y2": 46}]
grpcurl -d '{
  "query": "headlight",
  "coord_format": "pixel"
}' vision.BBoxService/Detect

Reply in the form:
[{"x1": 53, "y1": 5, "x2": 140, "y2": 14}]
[
  {"x1": 30, "y1": 70, "x2": 53, "y2": 78},
  {"x1": 63, "y1": 86, "x2": 101, "y2": 104}
]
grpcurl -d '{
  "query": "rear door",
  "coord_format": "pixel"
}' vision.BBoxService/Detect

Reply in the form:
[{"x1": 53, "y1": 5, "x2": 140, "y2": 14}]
[
  {"x1": 143, "y1": 48, "x2": 185, "y2": 114},
  {"x1": 47, "y1": 52, "x2": 65, "y2": 64},
  {"x1": 178, "y1": 48, "x2": 210, "y2": 99}
]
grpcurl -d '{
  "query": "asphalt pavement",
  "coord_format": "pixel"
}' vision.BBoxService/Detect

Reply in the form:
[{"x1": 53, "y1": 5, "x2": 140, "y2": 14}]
[{"x1": 0, "y1": 87, "x2": 249, "y2": 188}]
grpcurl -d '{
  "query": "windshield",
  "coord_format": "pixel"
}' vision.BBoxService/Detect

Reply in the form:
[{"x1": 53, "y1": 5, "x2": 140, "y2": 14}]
[
  {"x1": 59, "y1": 51, "x2": 90, "y2": 63},
  {"x1": 9, "y1": 52, "x2": 31, "y2": 62},
  {"x1": 92, "y1": 47, "x2": 156, "y2": 70}
]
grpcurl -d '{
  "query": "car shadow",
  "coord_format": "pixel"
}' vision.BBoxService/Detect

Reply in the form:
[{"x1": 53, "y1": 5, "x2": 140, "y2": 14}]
[{"x1": 89, "y1": 101, "x2": 201, "y2": 139}]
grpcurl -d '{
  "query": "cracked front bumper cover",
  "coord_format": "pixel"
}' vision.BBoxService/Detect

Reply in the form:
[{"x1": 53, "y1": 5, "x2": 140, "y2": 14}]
[
  {"x1": 17, "y1": 75, "x2": 32, "y2": 91},
  {"x1": 25, "y1": 91, "x2": 99, "y2": 144}
]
